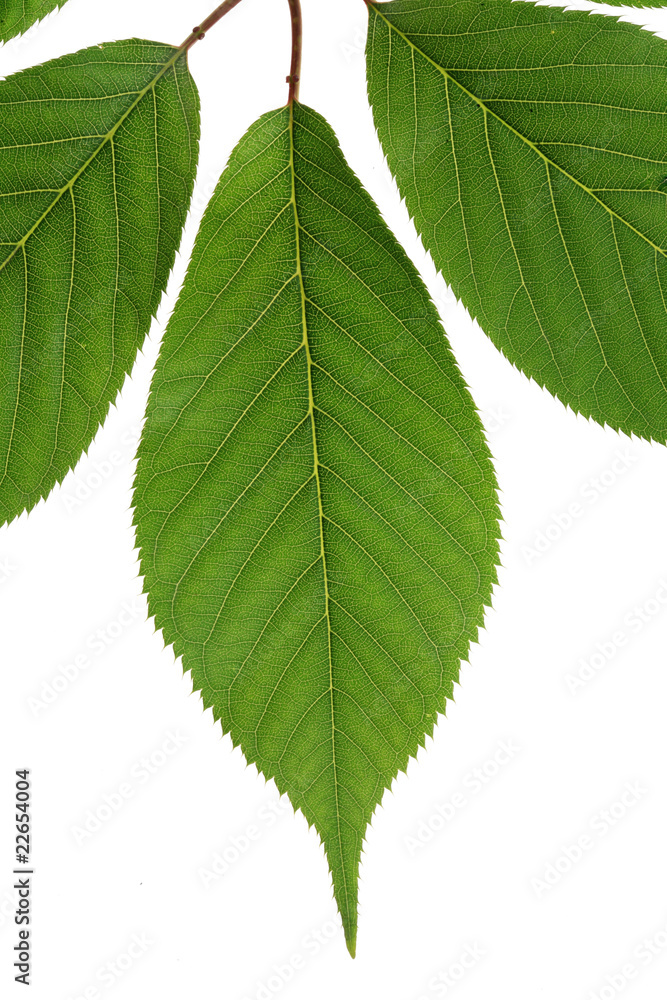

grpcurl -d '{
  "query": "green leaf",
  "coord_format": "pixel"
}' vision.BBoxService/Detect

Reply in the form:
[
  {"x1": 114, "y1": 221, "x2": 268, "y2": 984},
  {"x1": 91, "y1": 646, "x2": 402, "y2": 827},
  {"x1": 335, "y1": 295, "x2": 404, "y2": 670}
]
[
  {"x1": 0, "y1": 0, "x2": 70, "y2": 43},
  {"x1": 0, "y1": 40, "x2": 200, "y2": 525},
  {"x1": 133, "y1": 101, "x2": 500, "y2": 954},
  {"x1": 366, "y1": 0, "x2": 667, "y2": 440},
  {"x1": 589, "y1": 0, "x2": 667, "y2": 7}
]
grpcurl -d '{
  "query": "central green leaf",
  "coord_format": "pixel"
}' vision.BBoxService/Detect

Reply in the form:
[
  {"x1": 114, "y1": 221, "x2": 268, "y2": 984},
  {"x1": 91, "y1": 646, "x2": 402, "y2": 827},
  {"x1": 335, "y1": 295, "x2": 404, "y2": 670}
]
[{"x1": 133, "y1": 101, "x2": 500, "y2": 953}]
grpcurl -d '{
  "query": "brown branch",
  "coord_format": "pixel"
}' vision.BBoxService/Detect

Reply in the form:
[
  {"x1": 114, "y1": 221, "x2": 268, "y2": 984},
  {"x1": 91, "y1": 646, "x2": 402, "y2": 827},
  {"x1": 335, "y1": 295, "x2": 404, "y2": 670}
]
[{"x1": 179, "y1": 0, "x2": 245, "y2": 53}]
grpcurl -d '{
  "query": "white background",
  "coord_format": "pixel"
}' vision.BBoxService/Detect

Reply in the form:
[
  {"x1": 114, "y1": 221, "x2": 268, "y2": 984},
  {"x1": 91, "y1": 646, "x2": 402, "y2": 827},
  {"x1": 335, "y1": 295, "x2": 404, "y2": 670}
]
[{"x1": 2, "y1": 0, "x2": 667, "y2": 997}]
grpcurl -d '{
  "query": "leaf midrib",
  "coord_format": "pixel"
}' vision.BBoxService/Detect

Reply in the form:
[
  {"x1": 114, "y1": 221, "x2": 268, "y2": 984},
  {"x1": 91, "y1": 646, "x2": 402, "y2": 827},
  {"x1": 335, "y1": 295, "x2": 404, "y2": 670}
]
[
  {"x1": 370, "y1": 5, "x2": 667, "y2": 259},
  {"x1": 288, "y1": 102, "x2": 349, "y2": 923},
  {"x1": 0, "y1": 46, "x2": 184, "y2": 276}
]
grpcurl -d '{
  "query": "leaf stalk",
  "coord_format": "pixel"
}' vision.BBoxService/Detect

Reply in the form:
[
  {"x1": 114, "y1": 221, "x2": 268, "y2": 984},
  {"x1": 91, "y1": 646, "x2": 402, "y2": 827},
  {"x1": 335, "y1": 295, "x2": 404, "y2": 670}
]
[{"x1": 286, "y1": 0, "x2": 302, "y2": 103}]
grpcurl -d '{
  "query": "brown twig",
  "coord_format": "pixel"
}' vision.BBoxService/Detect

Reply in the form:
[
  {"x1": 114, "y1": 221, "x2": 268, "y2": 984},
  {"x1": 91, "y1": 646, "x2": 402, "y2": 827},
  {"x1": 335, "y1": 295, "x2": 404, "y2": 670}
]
[{"x1": 179, "y1": 0, "x2": 245, "y2": 53}]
